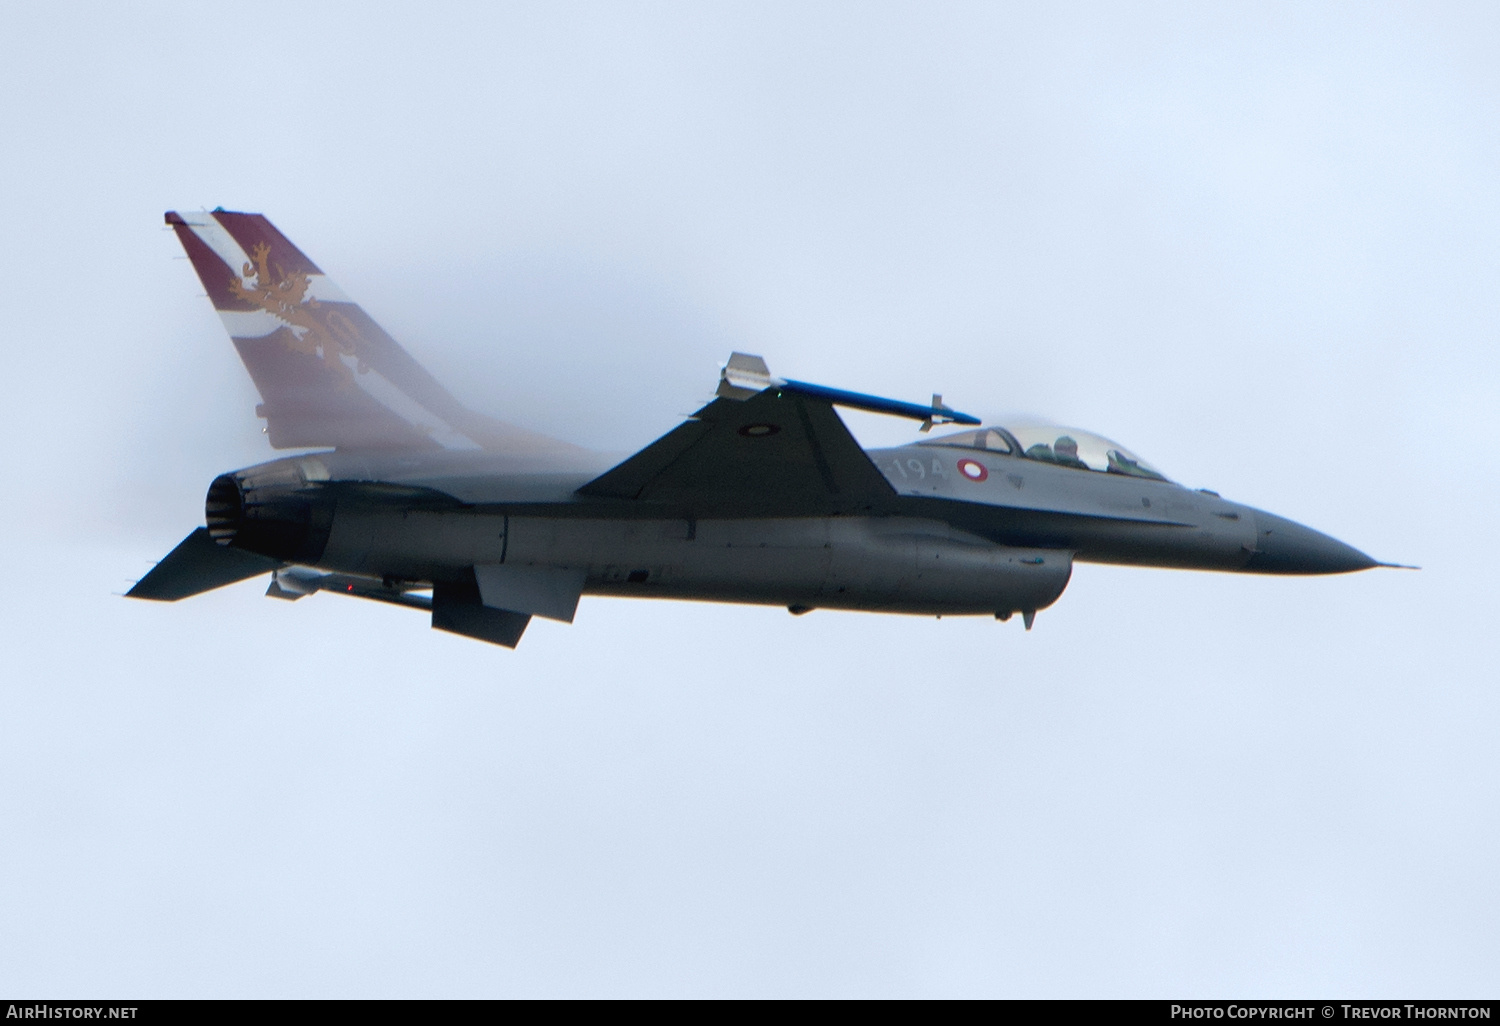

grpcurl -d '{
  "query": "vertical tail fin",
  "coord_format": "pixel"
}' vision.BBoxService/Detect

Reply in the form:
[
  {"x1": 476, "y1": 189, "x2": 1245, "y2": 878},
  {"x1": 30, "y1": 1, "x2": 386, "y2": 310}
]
[{"x1": 166, "y1": 209, "x2": 582, "y2": 455}]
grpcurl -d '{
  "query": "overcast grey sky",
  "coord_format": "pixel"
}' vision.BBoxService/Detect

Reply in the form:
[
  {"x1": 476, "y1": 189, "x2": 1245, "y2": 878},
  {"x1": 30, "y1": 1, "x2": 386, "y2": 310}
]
[{"x1": 1, "y1": 0, "x2": 1496, "y2": 997}]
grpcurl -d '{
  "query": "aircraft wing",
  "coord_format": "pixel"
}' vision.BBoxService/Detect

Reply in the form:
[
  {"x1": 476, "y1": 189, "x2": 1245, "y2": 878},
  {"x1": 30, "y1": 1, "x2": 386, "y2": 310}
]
[{"x1": 577, "y1": 389, "x2": 898, "y2": 516}]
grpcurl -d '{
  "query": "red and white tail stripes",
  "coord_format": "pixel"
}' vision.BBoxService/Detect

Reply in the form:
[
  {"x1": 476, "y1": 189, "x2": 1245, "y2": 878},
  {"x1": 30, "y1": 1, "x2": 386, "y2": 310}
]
[{"x1": 166, "y1": 209, "x2": 582, "y2": 456}]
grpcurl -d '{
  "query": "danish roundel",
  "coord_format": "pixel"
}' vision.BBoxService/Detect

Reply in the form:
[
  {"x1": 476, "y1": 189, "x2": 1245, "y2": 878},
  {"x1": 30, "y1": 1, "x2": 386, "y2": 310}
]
[{"x1": 957, "y1": 458, "x2": 988, "y2": 482}]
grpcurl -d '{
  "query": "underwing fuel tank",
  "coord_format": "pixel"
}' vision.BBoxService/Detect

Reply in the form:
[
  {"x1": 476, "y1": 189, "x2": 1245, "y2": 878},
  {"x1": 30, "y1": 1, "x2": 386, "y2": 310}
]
[{"x1": 547, "y1": 518, "x2": 1074, "y2": 617}]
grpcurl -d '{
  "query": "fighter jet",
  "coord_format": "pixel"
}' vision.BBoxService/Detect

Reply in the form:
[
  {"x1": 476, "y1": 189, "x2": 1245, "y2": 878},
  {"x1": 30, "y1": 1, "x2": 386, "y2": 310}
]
[{"x1": 128, "y1": 209, "x2": 1394, "y2": 647}]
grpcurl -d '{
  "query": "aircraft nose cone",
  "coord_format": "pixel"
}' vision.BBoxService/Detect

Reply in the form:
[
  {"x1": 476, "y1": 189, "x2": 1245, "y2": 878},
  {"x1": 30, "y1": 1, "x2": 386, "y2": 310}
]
[{"x1": 1243, "y1": 511, "x2": 1378, "y2": 575}]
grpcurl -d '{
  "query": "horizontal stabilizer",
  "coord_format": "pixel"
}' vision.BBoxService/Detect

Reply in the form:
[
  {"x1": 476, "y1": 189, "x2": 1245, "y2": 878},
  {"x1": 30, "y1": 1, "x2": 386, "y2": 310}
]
[
  {"x1": 127, "y1": 528, "x2": 283, "y2": 601},
  {"x1": 431, "y1": 572, "x2": 531, "y2": 648}
]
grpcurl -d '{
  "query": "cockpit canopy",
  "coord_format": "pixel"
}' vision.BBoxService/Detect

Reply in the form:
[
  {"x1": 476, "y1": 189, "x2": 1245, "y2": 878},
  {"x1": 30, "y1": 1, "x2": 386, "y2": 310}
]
[{"x1": 918, "y1": 423, "x2": 1170, "y2": 481}]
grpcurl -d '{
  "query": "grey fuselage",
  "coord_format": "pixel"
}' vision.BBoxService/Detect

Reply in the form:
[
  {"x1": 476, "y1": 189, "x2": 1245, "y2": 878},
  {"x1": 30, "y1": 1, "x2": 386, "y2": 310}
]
[{"x1": 207, "y1": 436, "x2": 1375, "y2": 622}]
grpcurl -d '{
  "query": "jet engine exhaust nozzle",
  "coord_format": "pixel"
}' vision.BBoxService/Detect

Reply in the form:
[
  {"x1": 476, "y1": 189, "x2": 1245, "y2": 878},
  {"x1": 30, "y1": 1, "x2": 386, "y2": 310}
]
[
  {"x1": 205, "y1": 474, "x2": 243, "y2": 546},
  {"x1": 202, "y1": 461, "x2": 333, "y2": 564}
]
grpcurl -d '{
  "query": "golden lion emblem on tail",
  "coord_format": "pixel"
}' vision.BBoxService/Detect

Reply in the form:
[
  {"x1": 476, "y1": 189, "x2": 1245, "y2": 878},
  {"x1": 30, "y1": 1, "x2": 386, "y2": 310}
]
[{"x1": 229, "y1": 242, "x2": 365, "y2": 382}]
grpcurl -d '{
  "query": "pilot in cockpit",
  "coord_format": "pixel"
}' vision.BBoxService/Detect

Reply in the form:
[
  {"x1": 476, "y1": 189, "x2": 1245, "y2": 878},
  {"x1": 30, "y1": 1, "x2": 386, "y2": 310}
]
[{"x1": 1052, "y1": 435, "x2": 1090, "y2": 470}]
